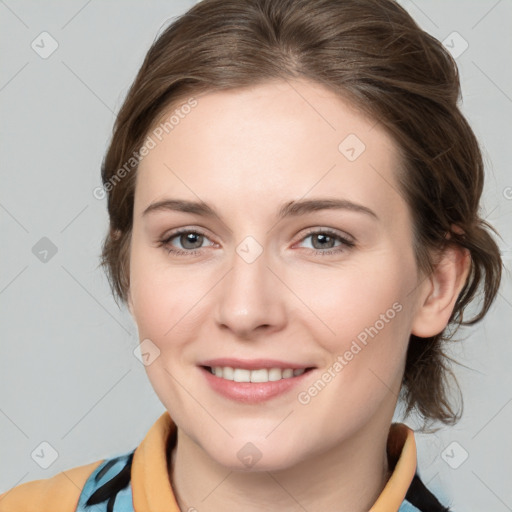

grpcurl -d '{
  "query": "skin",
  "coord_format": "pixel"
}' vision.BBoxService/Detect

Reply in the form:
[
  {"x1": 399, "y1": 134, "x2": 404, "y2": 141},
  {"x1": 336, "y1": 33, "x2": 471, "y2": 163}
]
[{"x1": 127, "y1": 79, "x2": 470, "y2": 512}]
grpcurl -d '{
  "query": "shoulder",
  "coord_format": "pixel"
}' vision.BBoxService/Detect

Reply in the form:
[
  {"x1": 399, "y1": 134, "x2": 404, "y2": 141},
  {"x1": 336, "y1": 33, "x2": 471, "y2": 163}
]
[
  {"x1": 399, "y1": 501, "x2": 423, "y2": 511},
  {"x1": 404, "y1": 473, "x2": 452, "y2": 512},
  {"x1": 0, "y1": 459, "x2": 104, "y2": 512},
  {"x1": 75, "y1": 450, "x2": 135, "y2": 511}
]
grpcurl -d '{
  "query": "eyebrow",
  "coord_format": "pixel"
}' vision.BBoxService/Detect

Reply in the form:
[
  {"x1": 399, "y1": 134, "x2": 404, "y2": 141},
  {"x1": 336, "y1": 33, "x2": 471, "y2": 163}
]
[{"x1": 143, "y1": 198, "x2": 378, "y2": 221}]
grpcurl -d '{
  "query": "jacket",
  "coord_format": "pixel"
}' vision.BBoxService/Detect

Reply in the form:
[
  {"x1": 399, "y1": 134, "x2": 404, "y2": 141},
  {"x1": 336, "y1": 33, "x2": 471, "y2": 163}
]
[{"x1": 0, "y1": 411, "x2": 450, "y2": 511}]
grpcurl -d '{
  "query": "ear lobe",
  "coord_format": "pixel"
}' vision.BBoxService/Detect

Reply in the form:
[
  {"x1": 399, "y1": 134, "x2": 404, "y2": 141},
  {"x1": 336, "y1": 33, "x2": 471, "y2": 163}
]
[{"x1": 411, "y1": 244, "x2": 471, "y2": 338}]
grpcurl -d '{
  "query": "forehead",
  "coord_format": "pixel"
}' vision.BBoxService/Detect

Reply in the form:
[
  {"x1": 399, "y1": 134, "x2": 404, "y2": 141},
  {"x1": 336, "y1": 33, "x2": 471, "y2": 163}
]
[{"x1": 134, "y1": 79, "x2": 404, "y2": 222}]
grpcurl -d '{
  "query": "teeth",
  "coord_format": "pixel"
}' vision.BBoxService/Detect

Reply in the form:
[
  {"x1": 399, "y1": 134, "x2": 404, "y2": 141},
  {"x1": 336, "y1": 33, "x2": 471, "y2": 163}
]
[
  {"x1": 210, "y1": 366, "x2": 307, "y2": 382},
  {"x1": 233, "y1": 368, "x2": 250, "y2": 382},
  {"x1": 222, "y1": 366, "x2": 234, "y2": 380},
  {"x1": 250, "y1": 369, "x2": 268, "y2": 383},
  {"x1": 269, "y1": 368, "x2": 283, "y2": 381}
]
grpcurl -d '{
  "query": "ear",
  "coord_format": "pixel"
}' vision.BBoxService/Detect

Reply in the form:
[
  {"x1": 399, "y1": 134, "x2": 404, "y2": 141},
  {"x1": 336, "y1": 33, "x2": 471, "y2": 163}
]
[{"x1": 411, "y1": 243, "x2": 471, "y2": 338}]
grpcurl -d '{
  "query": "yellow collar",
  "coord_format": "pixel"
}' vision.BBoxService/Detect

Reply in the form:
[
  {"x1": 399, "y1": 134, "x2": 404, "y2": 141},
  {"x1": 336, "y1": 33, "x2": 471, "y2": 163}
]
[
  {"x1": 0, "y1": 412, "x2": 416, "y2": 512},
  {"x1": 132, "y1": 411, "x2": 417, "y2": 512}
]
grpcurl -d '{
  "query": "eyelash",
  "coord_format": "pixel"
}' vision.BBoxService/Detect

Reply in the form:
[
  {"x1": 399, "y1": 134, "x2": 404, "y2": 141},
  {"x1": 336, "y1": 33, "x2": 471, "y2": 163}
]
[{"x1": 158, "y1": 227, "x2": 355, "y2": 257}]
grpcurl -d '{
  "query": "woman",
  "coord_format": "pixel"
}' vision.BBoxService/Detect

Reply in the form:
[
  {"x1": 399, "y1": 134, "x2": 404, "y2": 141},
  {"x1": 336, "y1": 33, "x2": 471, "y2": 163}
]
[{"x1": 0, "y1": 0, "x2": 502, "y2": 510}]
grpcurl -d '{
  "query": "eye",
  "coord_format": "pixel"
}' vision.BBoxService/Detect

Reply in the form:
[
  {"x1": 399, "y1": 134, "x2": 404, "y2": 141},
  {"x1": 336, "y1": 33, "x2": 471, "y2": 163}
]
[
  {"x1": 159, "y1": 228, "x2": 215, "y2": 256},
  {"x1": 296, "y1": 228, "x2": 355, "y2": 255},
  {"x1": 159, "y1": 227, "x2": 355, "y2": 257}
]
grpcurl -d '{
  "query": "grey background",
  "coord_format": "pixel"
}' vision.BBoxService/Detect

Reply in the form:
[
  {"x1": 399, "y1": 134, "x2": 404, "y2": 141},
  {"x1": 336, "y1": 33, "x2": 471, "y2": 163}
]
[{"x1": 1, "y1": 0, "x2": 511, "y2": 510}]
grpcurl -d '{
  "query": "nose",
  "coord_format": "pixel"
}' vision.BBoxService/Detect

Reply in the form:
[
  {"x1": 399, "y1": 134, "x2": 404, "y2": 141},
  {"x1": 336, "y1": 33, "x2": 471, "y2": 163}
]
[{"x1": 214, "y1": 245, "x2": 287, "y2": 339}]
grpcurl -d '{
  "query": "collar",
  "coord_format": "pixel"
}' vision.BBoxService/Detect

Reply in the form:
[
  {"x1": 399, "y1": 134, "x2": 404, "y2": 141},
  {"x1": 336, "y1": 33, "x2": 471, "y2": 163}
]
[{"x1": 131, "y1": 411, "x2": 417, "y2": 512}]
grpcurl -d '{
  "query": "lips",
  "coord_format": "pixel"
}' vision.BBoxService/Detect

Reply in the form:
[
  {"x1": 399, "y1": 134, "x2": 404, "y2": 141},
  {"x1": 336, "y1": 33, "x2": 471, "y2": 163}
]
[
  {"x1": 199, "y1": 358, "x2": 315, "y2": 370},
  {"x1": 198, "y1": 357, "x2": 317, "y2": 403},
  {"x1": 199, "y1": 364, "x2": 315, "y2": 403}
]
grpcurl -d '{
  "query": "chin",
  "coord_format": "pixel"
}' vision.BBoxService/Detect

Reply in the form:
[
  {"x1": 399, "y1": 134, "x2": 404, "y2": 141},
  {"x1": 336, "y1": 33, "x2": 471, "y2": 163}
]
[
  {"x1": 201, "y1": 436, "x2": 304, "y2": 473},
  {"x1": 216, "y1": 451, "x2": 298, "y2": 473}
]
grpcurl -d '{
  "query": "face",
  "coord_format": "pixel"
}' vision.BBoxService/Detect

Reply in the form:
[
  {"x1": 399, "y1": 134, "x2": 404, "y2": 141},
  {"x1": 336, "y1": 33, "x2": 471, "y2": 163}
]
[{"x1": 128, "y1": 79, "x2": 425, "y2": 471}]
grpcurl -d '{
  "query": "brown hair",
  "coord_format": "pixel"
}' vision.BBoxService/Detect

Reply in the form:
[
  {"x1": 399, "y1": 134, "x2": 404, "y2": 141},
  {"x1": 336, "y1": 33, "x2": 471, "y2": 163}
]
[{"x1": 99, "y1": 0, "x2": 502, "y2": 427}]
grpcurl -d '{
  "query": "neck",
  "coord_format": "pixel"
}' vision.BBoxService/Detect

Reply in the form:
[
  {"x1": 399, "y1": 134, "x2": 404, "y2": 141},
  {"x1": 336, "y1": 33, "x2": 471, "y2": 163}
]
[{"x1": 168, "y1": 418, "x2": 392, "y2": 512}]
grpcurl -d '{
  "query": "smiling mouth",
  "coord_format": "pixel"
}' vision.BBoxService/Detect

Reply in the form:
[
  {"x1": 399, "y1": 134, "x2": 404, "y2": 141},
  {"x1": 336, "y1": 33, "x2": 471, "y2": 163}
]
[{"x1": 201, "y1": 365, "x2": 315, "y2": 383}]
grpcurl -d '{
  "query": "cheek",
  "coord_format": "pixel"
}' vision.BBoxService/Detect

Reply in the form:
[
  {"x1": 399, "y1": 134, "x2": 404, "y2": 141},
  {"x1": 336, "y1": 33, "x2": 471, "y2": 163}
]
[
  {"x1": 295, "y1": 253, "x2": 415, "y2": 400},
  {"x1": 129, "y1": 238, "x2": 210, "y2": 335},
  {"x1": 296, "y1": 255, "x2": 410, "y2": 345},
  {"x1": 128, "y1": 247, "x2": 204, "y2": 410}
]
